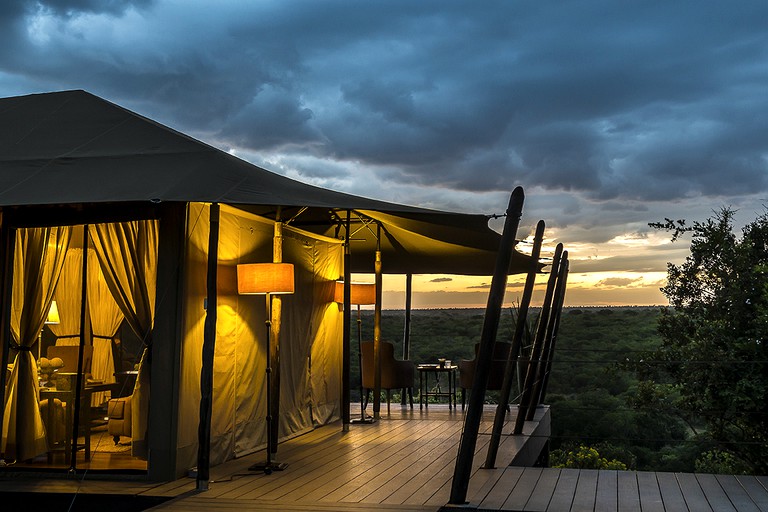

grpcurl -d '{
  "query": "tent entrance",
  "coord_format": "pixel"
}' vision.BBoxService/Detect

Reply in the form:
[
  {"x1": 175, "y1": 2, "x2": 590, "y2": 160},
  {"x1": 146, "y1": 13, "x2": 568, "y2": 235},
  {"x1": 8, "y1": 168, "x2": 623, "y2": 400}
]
[{"x1": 1, "y1": 222, "x2": 157, "y2": 473}]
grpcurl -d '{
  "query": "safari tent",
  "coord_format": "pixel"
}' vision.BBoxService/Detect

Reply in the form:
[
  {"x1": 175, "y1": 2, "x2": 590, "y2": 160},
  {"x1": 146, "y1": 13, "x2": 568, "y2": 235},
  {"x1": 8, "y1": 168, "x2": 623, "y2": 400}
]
[{"x1": 0, "y1": 90, "x2": 534, "y2": 480}]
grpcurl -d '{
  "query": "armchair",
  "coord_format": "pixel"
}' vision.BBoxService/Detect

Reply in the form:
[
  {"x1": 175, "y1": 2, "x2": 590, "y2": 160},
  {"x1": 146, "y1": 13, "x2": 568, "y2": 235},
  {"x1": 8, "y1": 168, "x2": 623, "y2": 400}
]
[
  {"x1": 458, "y1": 342, "x2": 513, "y2": 409},
  {"x1": 361, "y1": 341, "x2": 414, "y2": 413}
]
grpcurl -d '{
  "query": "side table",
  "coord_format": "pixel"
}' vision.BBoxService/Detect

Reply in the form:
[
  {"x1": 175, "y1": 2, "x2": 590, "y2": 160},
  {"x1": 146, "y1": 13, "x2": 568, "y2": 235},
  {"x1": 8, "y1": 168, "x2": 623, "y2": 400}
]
[{"x1": 417, "y1": 364, "x2": 457, "y2": 409}]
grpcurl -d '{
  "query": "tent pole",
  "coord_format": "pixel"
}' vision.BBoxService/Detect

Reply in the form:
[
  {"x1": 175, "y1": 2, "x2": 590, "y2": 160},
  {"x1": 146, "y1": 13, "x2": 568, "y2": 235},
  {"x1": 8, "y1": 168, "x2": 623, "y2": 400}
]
[
  {"x1": 70, "y1": 225, "x2": 89, "y2": 469},
  {"x1": 403, "y1": 273, "x2": 412, "y2": 360},
  {"x1": 449, "y1": 187, "x2": 524, "y2": 505},
  {"x1": 401, "y1": 273, "x2": 412, "y2": 405},
  {"x1": 0, "y1": 224, "x2": 15, "y2": 464},
  {"x1": 484, "y1": 219, "x2": 545, "y2": 469},
  {"x1": 514, "y1": 244, "x2": 563, "y2": 434},
  {"x1": 342, "y1": 210, "x2": 352, "y2": 429},
  {"x1": 197, "y1": 202, "x2": 219, "y2": 490},
  {"x1": 372, "y1": 224, "x2": 382, "y2": 419},
  {"x1": 270, "y1": 211, "x2": 283, "y2": 458},
  {"x1": 531, "y1": 252, "x2": 569, "y2": 411}
]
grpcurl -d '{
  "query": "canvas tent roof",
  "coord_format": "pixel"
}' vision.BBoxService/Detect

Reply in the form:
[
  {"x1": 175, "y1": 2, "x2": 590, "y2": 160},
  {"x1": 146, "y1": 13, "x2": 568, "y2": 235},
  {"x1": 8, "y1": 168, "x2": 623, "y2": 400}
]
[{"x1": 0, "y1": 90, "x2": 535, "y2": 274}]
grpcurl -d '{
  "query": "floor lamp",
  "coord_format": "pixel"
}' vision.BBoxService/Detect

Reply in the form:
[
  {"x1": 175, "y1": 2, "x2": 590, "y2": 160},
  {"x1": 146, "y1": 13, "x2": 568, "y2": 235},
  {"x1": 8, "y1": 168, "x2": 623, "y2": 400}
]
[
  {"x1": 335, "y1": 281, "x2": 376, "y2": 424},
  {"x1": 237, "y1": 262, "x2": 295, "y2": 474}
]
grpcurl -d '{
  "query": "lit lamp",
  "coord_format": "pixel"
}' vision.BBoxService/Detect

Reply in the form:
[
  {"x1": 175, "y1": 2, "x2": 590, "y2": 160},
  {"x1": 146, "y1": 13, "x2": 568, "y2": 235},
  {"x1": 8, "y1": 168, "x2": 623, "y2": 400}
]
[
  {"x1": 237, "y1": 262, "x2": 295, "y2": 474},
  {"x1": 334, "y1": 281, "x2": 376, "y2": 424},
  {"x1": 38, "y1": 300, "x2": 61, "y2": 361}
]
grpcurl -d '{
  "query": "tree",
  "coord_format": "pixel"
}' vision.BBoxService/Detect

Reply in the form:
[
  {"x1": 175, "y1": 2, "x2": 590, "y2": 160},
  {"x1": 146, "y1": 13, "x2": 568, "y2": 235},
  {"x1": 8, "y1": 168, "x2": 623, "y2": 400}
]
[{"x1": 640, "y1": 208, "x2": 768, "y2": 473}]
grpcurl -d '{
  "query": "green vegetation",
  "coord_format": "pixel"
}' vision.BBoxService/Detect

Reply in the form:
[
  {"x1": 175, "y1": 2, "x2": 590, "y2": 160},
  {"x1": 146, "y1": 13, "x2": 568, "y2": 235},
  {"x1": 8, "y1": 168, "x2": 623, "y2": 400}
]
[
  {"x1": 353, "y1": 284, "x2": 765, "y2": 474},
  {"x1": 635, "y1": 208, "x2": 768, "y2": 474}
]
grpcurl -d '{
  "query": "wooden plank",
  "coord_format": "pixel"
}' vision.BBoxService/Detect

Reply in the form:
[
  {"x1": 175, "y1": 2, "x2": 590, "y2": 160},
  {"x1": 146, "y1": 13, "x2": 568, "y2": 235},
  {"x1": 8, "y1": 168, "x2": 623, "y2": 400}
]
[
  {"x1": 501, "y1": 467, "x2": 543, "y2": 511},
  {"x1": 258, "y1": 418, "x2": 422, "y2": 501},
  {"x1": 736, "y1": 475, "x2": 768, "y2": 511},
  {"x1": 716, "y1": 475, "x2": 760, "y2": 512},
  {"x1": 594, "y1": 470, "x2": 618, "y2": 512},
  {"x1": 320, "y1": 419, "x2": 456, "y2": 502},
  {"x1": 676, "y1": 472, "x2": 712, "y2": 512},
  {"x1": 656, "y1": 472, "x2": 689, "y2": 512},
  {"x1": 227, "y1": 419, "x2": 416, "y2": 500},
  {"x1": 636, "y1": 471, "x2": 664, "y2": 512},
  {"x1": 617, "y1": 471, "x2": 640, "y2": 512},
  {"x1": 524, "y1": 468, "x2": 560, "y2": 511},
  {"x1": 343, "y1": 422, "x2": 464, "y2": 503},
  {"x1": 570, "y1": 469, "x2": 599, "y2": 512},
  {"x1": 696, "y1": 473, "x2": 736, "y2": 512},
  {"x1": 545, "y1": 468, "x2": 578, "y2": 512},
  {"x1": 418, "y1": 432, "x2": 495, "y2": 507},
  {"x1": 478, "y1": 466, "x2": 525, "y2": 510},
  {"x1": 328, "y1": 420, "x2": 459, "y2": 503}
]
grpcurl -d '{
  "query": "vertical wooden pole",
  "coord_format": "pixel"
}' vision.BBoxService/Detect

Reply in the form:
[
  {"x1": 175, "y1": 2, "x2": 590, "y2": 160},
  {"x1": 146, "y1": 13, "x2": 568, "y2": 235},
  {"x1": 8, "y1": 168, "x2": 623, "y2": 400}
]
[
  {"x1": 197, "y1": 203, "x2": 219, "y2": 490},
  {"x1": 449, "y1": 187, "x2": 524, "y2": 505},
  {"x1": 342, "y1": 211, "x2": 352, "y2": 428},
  {"x1": 71, "y1": 225, "x2": 89, "y2": 469},
  {"x1": 401, "y1": 273, "x2": 413, "y2": 405},
  {"x1": 372, "y1": 224, "x2": 383, "y2": 419},
  {"x1": 514, "y1": 243, "x2": 562, "y2": 434},
  {"x1": 270, "y1": 213, "x2": 283, "y2": 455},
  {"x1": 403, "y1": 273, "x2": 412, "y2": 360},
  {"x1": 0, "y1": 223, "x2": 14, "y2": 461},
  {"x1": 484, "y1": 219, "x2": 545, "y2": 469},
  {"x1": 532, "y1": 253, "x2": 569, "y2": 410}
]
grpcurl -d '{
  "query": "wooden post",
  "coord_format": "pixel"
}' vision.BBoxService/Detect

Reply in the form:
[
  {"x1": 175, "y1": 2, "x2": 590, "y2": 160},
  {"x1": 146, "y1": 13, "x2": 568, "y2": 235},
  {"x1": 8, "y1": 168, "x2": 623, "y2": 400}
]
[
  {"x1": 197, "y1": 203, "x2": 219, "y2": 490},
  {"x1": 71, "y1": 225, "x2": 89, "y2": 469},
  {"x1": 403, "y1": 273, "x2": 412, "y2": 360},
  {"x1": 342, "y1": 210, "x2": 352, "y2": 428},
  {"x1": 401, "y1": 273, "x2": 413, "y2": 405},
  {"x1": 270, "y1": 213, "x2": 283, "y2": 454},
  {"x1": 484, "y1": 219, "x2": 545, "y2": 469},
  {"x1": 514, "y1": 243, "x2": 562, "y2": 435},
  {"x1": 372, "y1": 225, "x2": 383, "y2": 419},
  {"x1": 0, "y1": 224, "x2": 15, "y2": 460},
  {"x1": 532, "y1": 252, "x2": 569, "y2": 409},
  {"x1": 449, "y1": 187, "x2": 524, "y2": 505}
]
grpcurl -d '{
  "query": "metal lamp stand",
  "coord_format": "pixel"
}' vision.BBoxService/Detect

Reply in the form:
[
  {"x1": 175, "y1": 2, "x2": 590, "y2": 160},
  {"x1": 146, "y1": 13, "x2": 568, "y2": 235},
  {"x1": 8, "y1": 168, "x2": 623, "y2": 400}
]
[{"x1": 249, "y1": 292, "x2": 287, "y2": 473}]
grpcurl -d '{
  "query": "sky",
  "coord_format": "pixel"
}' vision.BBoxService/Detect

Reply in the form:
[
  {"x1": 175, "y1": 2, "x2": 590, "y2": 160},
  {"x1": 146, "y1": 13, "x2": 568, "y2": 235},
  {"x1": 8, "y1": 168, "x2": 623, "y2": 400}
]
[{"x1": 1, "y1": 1, "x2": 767, "y2": 308}]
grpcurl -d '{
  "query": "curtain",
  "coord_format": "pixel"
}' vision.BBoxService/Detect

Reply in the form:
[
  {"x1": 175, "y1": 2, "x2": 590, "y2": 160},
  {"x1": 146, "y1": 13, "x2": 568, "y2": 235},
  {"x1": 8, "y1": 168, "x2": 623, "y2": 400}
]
[
  {"x1": 48, "y1": 249, "x2": 83, "y2": 344},
  {"x1": 2, "y1": 226, "x2": 71, "y2": 461},
  {"x1": 86, "y1": 249, "x2": 123, "y2": 405},
  {"x1": 89, "y1": 220, "x2": 158, "y2": 459}
]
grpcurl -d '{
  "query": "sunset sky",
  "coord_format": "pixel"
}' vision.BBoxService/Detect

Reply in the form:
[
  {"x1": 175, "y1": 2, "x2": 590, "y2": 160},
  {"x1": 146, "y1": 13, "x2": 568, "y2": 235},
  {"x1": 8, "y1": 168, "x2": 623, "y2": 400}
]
[{"x1": 1, "y1": 1, "x2": 766, "y2": 308}]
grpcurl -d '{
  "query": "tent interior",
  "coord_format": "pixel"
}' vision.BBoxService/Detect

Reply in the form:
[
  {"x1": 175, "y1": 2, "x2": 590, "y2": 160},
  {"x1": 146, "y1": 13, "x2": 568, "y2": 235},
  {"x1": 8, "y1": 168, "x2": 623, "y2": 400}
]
[{"x1": 1, "y1": 203, "x2": 345, "y2": 474}]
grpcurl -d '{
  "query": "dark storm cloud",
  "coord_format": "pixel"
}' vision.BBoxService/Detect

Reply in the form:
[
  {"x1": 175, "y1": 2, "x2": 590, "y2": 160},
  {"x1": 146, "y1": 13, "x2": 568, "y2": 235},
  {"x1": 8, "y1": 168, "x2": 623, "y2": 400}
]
[
  {"x1": 36, "y1": 0, "x2": 154, "y2": 16},
  {"x1": 1, "y1": 0, "x2": 766, "y2": 205}
]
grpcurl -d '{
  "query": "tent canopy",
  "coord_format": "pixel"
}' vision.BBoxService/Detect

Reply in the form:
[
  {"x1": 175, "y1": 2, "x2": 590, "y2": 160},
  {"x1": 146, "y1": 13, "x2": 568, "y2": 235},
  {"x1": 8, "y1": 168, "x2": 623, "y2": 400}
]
[{"x1": 0, "y1": 90, "x2": 535, "y2": 275}]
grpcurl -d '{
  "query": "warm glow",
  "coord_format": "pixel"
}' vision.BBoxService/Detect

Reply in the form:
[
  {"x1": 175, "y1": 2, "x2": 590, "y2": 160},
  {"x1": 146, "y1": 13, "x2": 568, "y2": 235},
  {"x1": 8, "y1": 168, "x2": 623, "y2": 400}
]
[
  {"x1": 45, "y1": 300, "x2": 60, "y2": 324},
  {"x1": 334, "y1": 281, "x2": 376, "y2": 305},
  {"x1": 237, "y1": 263, "x2": 295, "y2": 295}
]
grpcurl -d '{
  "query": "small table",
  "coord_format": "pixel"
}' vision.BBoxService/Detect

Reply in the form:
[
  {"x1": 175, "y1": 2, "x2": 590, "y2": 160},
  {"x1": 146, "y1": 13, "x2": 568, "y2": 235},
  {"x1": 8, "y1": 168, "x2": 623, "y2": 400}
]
[
  {"x1": 40, "y1": 376, "x2": 119, "y2": 464},
  {"x1": 418, "y1": 364, "x2": 457, "y2": 409}
]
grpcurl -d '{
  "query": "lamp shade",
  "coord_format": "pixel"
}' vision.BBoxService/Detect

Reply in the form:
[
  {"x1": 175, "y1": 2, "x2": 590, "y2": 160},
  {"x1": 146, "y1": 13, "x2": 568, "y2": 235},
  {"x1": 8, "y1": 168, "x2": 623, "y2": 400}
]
[
  {"x1": 334, "y1": 281, "x2": 376, "y2": 305},
  {"x1": 45, "y1": 300, "x2": 60, "y2": 324},
  {"x1": 237, "y1": 263, "x2": 295, "y2": 295}
]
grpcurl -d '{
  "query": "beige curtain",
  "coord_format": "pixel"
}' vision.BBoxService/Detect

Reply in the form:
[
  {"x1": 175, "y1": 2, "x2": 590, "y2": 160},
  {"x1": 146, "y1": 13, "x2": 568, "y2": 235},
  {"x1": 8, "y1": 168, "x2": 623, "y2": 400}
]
[
  {"x1": 2, "y1": 226, "x2": 71, "y2": 461},
  {"x1": 87, "y1": 249, "x2": 123, "y2": 405},
  {"x1": 89, "y1": 220, "x2": 157, "y2": 459},
  {"x1": 48, "y1": 249, "x2": 83, "y2": 344}
]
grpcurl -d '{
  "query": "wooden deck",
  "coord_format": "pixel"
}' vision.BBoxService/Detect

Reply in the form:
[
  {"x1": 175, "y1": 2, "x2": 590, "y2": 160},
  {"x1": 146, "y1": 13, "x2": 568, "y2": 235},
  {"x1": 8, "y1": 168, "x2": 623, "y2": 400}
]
[
  {"x1": 0, "y1": 404, "x2": 549, "y2": 511},
  {"x1": 3, "y1": 404, "x2": 764, "y2": 511},
  {"x1": 466, "y1": 467, "x2": 768, "y2": 512}
]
